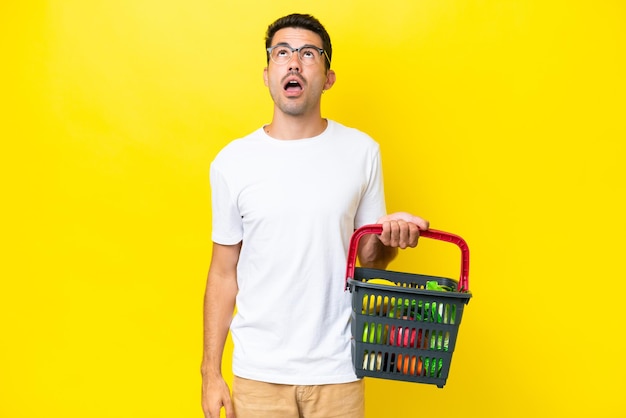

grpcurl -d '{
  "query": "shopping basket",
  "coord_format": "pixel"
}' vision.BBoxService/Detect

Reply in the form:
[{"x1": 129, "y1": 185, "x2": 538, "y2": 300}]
[{"x1": 345, "y1": 224, "x2": 472, "y2": 388}]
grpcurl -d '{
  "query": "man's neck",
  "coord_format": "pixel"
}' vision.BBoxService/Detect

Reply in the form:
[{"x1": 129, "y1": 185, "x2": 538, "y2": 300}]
[{"x1": 264, "y1": 113, "x2": 328, "y2": 140}]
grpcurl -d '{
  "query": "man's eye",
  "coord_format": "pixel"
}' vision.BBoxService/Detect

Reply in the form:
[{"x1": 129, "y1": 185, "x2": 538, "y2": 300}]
[
  {"x1": 276, "y1": 49, "x2": 290, "y2": 57},
  {"x1": 301, "y1": 49, "x2": 316, "y2": 58}
]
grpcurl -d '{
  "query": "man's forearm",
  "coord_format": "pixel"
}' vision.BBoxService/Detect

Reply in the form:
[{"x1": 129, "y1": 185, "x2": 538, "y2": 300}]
[
  {"x1": 357, "y1": 233, "x2": 398, "y2": 269},
  {"x1": 201, "y1": 273, "x2": 237, "y2": 377}
]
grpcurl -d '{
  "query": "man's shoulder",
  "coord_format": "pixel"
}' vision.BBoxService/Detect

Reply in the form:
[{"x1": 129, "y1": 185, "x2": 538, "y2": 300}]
[
  {"x1": 227, "y1": 127, "x2": 265, "y2": 146},
  {"x1": 213, "y1": 127, "x2": 264, "y2": 160},
  {"x1": 328, "y1": 120, "x2": 379, "y2": 147}
]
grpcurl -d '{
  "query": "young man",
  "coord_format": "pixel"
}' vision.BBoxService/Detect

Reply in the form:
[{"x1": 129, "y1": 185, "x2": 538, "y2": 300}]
[{"x1": 201, "y1": 13, "x2": 429, "y2": 418}]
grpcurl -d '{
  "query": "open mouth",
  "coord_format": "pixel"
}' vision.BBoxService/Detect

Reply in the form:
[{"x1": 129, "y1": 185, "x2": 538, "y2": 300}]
[{"x1": 284, "y1": 80, "x2": 303, "y2": 91}]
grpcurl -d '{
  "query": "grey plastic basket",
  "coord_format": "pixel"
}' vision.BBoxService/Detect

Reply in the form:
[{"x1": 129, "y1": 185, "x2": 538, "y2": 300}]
[{"x1": 345, "y1": 225, "x2": 472, "y2": 388}]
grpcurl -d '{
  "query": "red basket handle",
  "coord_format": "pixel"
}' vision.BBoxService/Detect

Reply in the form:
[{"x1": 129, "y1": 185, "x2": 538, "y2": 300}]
[{"x1": 345, "y1": 224, "x2": 470, "y2": 292}]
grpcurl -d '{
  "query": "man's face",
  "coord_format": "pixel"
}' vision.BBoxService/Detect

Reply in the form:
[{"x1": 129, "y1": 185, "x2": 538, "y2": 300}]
[{"x1": 263, "y1": 28, "x2": 335, "y2": 117}]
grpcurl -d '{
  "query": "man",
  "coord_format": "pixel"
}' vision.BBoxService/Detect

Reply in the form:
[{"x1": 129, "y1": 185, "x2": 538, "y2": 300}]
[{"x1": 201, "y1": 13, "x2": 429, "y2": 418}]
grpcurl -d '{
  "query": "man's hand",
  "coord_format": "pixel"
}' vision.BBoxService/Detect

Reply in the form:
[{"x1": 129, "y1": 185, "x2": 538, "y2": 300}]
[
  {"x1": 201, "y1": 373, "x2": 235, "y2": 418},
  {"x1": 376, "y1": 212, "x2": 430, "y2": 249},
  {"x1": 358, "y1": 212, "x2": 429, "y2": 269}
]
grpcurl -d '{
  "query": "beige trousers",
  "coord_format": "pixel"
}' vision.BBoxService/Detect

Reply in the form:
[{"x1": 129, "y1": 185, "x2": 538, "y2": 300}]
[{"x1": 232, "y1": 376, "x2": 365, "y2": 418}]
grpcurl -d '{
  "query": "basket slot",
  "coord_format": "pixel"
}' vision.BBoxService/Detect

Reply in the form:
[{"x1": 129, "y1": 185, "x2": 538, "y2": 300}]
[
  {"x1": 389, "y1": 325, "x2": 422, "y2": 349},
  {"x1": 395, "y1": 354, "x2": 424, "y2": 377},
  {"x1": 422, "y1": 356, "x2": 446, "y2": 378},
  {"x1": 359, "y1": 348, "x2": 449, "y2": 379},
  {"x1": 378, "y1": 294, "x2": 460, "y2": 325},
  {"x1": 361, "y1": 293, "x2": 394, "y2": 317},
  {"x1": 406, "y1": 298, "x2": 455, "y2": 324},
  {"x1": 423, "y1": 329, "x2": 451, "y2": 351},
  {"x1": 362, "y1": 322, "x2": 390, "y2": 345},
  {"x1": 362, "y1": 322, "x2": 454, "y2": 352},
  {"x1": 362, "y1": 350, "x2": 391, "y2": 372}
]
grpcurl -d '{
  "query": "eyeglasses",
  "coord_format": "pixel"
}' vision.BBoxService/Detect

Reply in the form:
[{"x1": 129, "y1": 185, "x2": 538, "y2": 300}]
[{"x1": 266, "y1": 43, "x2": 330, "y2": 66}]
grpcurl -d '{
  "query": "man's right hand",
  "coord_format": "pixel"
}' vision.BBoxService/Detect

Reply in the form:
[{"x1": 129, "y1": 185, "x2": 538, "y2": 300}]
[{"x1": 201, "y1": 374, "x2": 235, "y2": 418}]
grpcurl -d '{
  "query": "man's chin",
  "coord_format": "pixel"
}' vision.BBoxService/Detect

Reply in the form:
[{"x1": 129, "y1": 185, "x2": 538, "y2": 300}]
[{"x1": 277, "y1": 102, "x2": 308, "y2": 117}]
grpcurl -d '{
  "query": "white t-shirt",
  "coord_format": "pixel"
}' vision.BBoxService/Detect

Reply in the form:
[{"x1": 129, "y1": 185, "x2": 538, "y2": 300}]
[{"x1": 210, "y1": 120, "x2": 386, "y2": 385}]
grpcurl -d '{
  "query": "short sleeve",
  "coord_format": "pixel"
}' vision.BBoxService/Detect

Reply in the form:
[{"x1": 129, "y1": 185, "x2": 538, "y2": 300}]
[
  {"x1": 210, "y1": 162, "x2": 243, "y2": 245},
  {"x1": 354, "y1": 147, "x2": 387, "y2": 228}
]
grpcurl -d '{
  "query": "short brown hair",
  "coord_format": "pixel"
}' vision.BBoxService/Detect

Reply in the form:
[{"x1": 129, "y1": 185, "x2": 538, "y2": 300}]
[{"x1": 265, "y1": 13, "x2": 332, "y2": 70}]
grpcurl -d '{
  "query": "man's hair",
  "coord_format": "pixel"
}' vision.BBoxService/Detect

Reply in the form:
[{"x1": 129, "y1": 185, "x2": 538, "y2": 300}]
[{"x1": 265, "y1": 13, "x2": 332, "y2": 70}]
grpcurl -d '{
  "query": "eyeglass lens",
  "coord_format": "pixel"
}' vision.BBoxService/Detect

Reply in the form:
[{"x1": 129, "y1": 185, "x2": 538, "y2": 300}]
[{"x1": 270, "y1": 46, "x2": 323, "y2": 65}]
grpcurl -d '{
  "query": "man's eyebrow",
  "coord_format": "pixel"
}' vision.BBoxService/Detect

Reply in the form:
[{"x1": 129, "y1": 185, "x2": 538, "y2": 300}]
[{"x1": 271, "y1": 42, "x2": 322, "y2": 49}]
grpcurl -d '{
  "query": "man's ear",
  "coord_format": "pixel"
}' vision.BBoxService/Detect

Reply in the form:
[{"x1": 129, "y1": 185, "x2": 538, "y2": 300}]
[
  {"x1": 324, "y1": 69, "x2": 336, "y2": 91},
  {"x1": 263, "y1": 67, "x2": 269, "y2": 87}
]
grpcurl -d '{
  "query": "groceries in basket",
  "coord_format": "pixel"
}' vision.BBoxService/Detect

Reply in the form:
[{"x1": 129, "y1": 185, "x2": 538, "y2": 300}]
[
  {"x1": 361, "y1": 278, "x2": 396, "y2": 315},
  {"x1": 362, "y1": 278, "x2": 457, "y2": 322},
  {"x1": 360, "y1": 278, "x2": 455, "y2": 377}
]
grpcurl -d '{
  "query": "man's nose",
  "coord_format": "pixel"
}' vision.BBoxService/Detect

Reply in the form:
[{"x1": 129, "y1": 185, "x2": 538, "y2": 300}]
[{"x1": 288, "y1": 53, "x2": 301, "y2": 72}]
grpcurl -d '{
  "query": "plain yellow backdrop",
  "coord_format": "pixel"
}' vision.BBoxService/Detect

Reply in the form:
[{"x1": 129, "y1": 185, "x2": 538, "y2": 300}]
[{"x1": 2, "y1": 1, "x2": 625, "y2": 417}]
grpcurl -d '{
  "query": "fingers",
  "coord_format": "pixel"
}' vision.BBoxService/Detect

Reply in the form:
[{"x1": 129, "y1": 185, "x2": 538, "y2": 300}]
[
  {"x1": 377, "y1": 212, "x2": 429, "y2": 231},
  {"x1": 224, "y1": 399, "x2": 236, "y2": 418},
  {"x1": 412, "y1": 216, "x2": 430, "y2": 231},
  {"x1": 203, "y1": 403, "x2": 235, "y2": 418},
  {"x1": 201, "y1": 400, "x2": 219, "y2": 418},
  {"x1": 379, "y1": 219, "x2": 421, "y2": 248},
  {"x1": 201, "y1": 379, "x2": 235, "y2": 418},
  {"x1": 404, "y1": 221, "x2": 421, "y2": 248}
]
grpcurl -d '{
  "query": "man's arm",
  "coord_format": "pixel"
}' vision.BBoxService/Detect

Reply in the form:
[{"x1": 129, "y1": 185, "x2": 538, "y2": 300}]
[
  {"x1": 357, "y1": 212, "x2": 429, "y2": 269},
  {"x1": 201, "y1": 242, "x2": 241, "y2": 418}
]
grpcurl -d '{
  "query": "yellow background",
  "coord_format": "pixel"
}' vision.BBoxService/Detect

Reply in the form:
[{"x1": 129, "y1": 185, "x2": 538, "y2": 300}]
[{"x1": 2, "y1": 1, "x2": 625, "y2": 417}]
